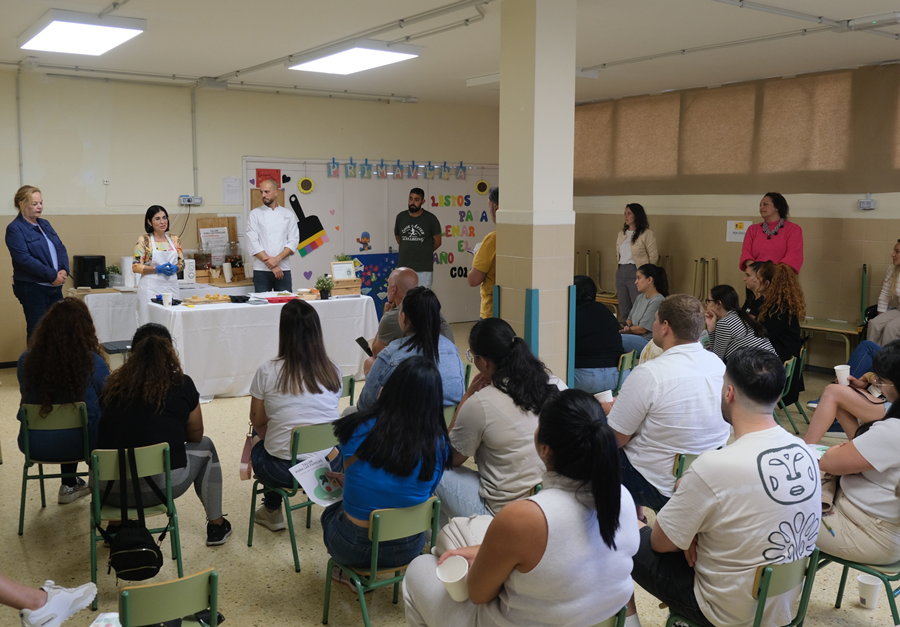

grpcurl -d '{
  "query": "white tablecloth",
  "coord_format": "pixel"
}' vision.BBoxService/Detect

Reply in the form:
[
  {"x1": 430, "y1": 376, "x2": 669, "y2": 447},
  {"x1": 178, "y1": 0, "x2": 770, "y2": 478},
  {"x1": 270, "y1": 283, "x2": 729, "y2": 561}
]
[
  {"x1": 146, "y1": 296, "x2": 378, "y2": 399},
  {"x1": 85, "y1": 284, "x2": 255, "y2": 343}
]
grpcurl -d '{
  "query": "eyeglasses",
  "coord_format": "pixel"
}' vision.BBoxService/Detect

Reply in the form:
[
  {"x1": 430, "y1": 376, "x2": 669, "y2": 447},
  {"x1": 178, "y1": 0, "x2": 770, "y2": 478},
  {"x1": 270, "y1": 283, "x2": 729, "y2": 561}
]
[
  {"x1": 466, "y1": 349, "x2": 477, "y2": 363},
  {"x1": 873, "y1": 376, "x2": 895, "y2": 388}
]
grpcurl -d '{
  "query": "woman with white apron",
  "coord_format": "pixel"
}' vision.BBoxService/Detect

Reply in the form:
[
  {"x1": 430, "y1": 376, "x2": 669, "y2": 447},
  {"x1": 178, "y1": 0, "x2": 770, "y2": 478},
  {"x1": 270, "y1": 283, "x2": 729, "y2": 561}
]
[{"x1": 133, "y1": 205, "x2": 183, "y2": 327}]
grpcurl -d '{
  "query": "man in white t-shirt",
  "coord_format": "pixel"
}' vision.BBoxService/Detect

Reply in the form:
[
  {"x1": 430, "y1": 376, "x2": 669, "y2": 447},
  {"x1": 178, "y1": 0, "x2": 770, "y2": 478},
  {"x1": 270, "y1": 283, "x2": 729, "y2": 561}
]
[
  {"x1": 604, "y1": 294, "x2": 730, "y2": 512},
  {"x1": 626, "y1": 347, "x2": 821, "y2": 627},
  {"x1": 246, "y1": 178, "x2": 300, "y2": 292}
]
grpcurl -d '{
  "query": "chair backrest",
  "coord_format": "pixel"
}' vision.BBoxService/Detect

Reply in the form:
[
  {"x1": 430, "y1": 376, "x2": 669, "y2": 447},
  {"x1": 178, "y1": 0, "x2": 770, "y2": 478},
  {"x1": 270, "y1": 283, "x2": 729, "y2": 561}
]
[
  {"x1": 19, "y1": 403, "x2": 89, "y2": 464},
  {"x1": 751, "y1": 549, "x2": 819, "y2": 627},
  {"x1": 614, "y1": 350, "x2": 637, "y2": 395},
  {"x1": 591, "y1": 607, "x2": 626, "y2": 627},
  {"x1": 464, "y1": 363, "x2": 472, "y2": 388},
  {"x1": 797, "y1": 346, "x2": 807, "y2": 373},
  {"x1": 369, "y1": 495, "x2": 439, "y2": 543},
  {"x1": 341, "y1": 375, "x2": 355, "y2": 400},
  {"x1": 530, "y1": 483, "x2": 543, "y2": 495},
  {"x1": 779, "y1": 357, "x2": 796, "y2": 398},
  {"x1": 119, "y1": 569, "x2": 218, "y2": 627},
  {"x1": 443, "y1": 405, "x2": 457, "y2": 427},
  {"x1": 92, "y1": 442, "x2": 169, "y2": 481},
  {"x1": 290, "y1": 423, "x2": 339, "y2": 461},
  {"x1": 672, "y1": 453, "x2": 699, "y2": 479}
]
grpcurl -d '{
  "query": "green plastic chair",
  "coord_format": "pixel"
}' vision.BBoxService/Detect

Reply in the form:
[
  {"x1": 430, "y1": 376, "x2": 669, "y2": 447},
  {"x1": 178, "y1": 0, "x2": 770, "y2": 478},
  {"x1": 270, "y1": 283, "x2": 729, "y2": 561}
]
[
  {"x1": 443, "y1": 404, "x2": 457, "y2": 428},
  {"x1": 18, "y1": 403, "x2": 90, "y2": 535},
  {"x1": 672, "y1": 453, "x2": 699, "y2": 480},
  {"x1": 779, "y1": 347, "x2": 810, "y2": 425},
  {"x1": 666, "y1": 548, "x2": 818, "y2": 627},
  {"x1": 119, "y1": 568, "x2": 218, "y2": 626},
  {"x1": 323, "y1": 496, "x2": 441, "y2": 627},
  {"x1": 342, "y1": 375, "x2": 356, "y2": 405},
  {"x1": 774, "y1": 357, "x2": 800, "y2": 434},
  {"x1": 817, "y1": 552, "x2": 900, "y2": 625},
  {"x1": 248, "y1": 422, "x2": 338, "y2": 572},
  {"x1": 530, "y1": 483, "x2": 543, "y2": 495},
  {"x1": 592, "y1": 607, "x2": 626, "y2": 627},
  {"x1": 90, "y1": 443, "x2": 183, "y2": 610},
  {"x1": 465, "y1": 363, "x2": 472, "y2": 388},
  {"x1": 613, "y1": 350, "x2": 637, "y2": 397}
]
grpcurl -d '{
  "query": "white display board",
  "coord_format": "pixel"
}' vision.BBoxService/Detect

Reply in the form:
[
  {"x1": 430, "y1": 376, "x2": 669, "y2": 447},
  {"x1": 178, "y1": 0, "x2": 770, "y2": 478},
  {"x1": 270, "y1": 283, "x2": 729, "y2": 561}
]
[{"x1": 242, "y1": 158, "x2": 498, "y2": 323}]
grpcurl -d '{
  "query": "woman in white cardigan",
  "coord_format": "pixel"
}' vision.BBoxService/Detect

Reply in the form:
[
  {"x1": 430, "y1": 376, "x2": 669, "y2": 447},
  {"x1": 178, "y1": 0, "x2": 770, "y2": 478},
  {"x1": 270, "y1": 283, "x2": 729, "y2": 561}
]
[
  {"x1": 869, "y1": 240, "x2": 900, "y2": 346},
  {"x1": 615, "y1": 203, "x2": 658, "y2": 320}
]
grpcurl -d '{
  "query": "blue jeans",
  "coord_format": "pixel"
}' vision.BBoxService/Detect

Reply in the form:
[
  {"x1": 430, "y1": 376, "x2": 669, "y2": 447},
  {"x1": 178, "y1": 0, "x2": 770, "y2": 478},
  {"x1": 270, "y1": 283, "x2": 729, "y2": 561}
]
[
  {"x1": 434, "y1": 466, "x2": 491, "y2": 526},
  {"x1": 253, "y1": 270, "x2": 292, "y2": 292},
  {"x1": 13, "y1": 281, "x2": 63, "y2": 342},
  {"x1": 620, "y1": 449, "x2": 669, "y2": 512},
  {"x1": 17, "y1": 430, "x2": 83, "y2": 487},
  {"x1": 850, "y1": 340, "x2": 881, "y2": 379},
  {"x1": 621, "y1": 334, "x2": 649, "y2": 355},
  {"x1": 573, "y1": 367, "x2": 622, "y2": 394},
  {"x1": 251, "y1": 440, "x2": 342, "y2": 509},
  {"x1": 321, "y1": 501, "x2": 426, "y2": 570}
]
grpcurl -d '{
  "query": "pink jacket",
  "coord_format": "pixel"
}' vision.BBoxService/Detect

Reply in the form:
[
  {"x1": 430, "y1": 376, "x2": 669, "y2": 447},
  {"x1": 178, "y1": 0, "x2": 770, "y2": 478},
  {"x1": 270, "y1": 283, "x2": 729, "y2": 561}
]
[{"x1": 739, "y1": 220, "x2": 803, "y2": 273}]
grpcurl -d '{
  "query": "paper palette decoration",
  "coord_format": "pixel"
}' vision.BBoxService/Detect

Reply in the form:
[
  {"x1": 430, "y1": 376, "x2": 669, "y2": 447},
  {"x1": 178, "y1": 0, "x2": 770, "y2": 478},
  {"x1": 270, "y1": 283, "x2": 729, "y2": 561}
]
[
  {"x1": 290, "y1": 194, "x2": 329, "y2": 257},
  {"x1": 327, "y1": 160, "x2": 339, "y2": 178},
  {"x1": 360, "y1": 163, "x2": 372, "y2": 179},
  {"x1": 426, "y1": 162, "x2": 436, "y2": 180},
  {"x1": 408, "y1": 162, "x2": 419, "y2": 179},
  {"x1": 375, "y1": 163, "x2": 388, "y2": 179},
  {"x1": 344, "y1": 162, "x2": 357, "y2": 178},
  {"x1": 475, "y1": 180, "x2": 489, "y2": 194},
  {"x1": 456, "y1": 162, "x2": 467, "y2": 180},
  {"x1": 441, "y1": 162, "x2": 452, "y2": 181},
  {"x1": 298, "y1": 177, "x2": 314, "y2": 194},
  {"x1": 394, "y1": 161, "x2": 405, "y2": 180}
]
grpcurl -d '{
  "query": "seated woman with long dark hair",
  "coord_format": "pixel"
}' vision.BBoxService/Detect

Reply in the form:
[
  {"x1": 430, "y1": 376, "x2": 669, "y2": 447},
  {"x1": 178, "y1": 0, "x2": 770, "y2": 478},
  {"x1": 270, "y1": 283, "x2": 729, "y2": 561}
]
[
  {"x1": 572, "y1": 275, "x2": 624, "y2": 394},
  {"x1": 356, "y1": 287, "x2": 464, "y2": 410},
  {"x1": 436, "y1": 318, "x2": 564, "y2": 523},
  {"x1": 17, "y1": 298, "x2": 109, "y2": 504},
  {"x1": 251, "y1": 299, "x2": 343, "y2": 532},
  {"x1": 323, "y1": 357, "x2": 451, "y2": 584},
  {"x1": 404, "y1": 389, "x2": 640, "y2": 626},
  {"x1": 757, "y1": 262, "x2": 805, "y2": 405},
  {"x1": 620, "y1": 263, "x2": 669, "y2": 354},
  {"x1": 704, "y1": 284, "x2": 776, "y2": 363},
  {"x1": 815, "y1": 340, "x2": 900, "y2": 564},
  {"x1": 97, "y1": 324, "x2": 231, "y2": 546}
]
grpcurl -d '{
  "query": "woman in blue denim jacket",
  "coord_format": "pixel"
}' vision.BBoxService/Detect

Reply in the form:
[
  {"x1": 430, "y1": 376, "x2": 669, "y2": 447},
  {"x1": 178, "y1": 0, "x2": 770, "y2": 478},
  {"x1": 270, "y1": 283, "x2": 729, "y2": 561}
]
[
  {"x1": 356, "y1": 287, "x2": 464, "y2": 411},
  {"x1": 6, "y1": 186, "x2": 70, "y2": 341}
]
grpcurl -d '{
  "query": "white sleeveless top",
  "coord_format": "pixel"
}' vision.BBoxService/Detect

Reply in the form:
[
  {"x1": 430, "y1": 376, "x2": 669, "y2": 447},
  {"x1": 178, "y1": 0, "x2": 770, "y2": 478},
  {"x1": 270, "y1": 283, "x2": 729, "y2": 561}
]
[{"x1": 480, "y1": 473, "x2": 640, "y2": 627}]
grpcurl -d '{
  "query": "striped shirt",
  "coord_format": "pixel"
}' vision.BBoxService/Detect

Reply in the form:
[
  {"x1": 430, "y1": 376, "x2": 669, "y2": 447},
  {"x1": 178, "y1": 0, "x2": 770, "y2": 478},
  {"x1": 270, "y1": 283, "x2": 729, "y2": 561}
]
[{"x1": 707, "y1": 310, "x2": 776, "y2": 362}]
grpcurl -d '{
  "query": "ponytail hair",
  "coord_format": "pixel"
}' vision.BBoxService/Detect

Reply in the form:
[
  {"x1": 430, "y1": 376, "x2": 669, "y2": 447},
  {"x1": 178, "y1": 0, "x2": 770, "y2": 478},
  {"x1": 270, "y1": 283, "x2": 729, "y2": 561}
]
[
  {"x1": 468, "y1": 318, "x2": 555, "y2": 414},
  {"x1": 399, "y1": 286, "x2": 442, "y2": 364},
  {"x1": 538, "y1": 389, "x2": 621, "y2": 549},
  {"x1": 709, "y1": 284, "x2": 767, "y2": 338},
  {"x1": 637, "y1": 263, "x2": 669, "y2": 297}
]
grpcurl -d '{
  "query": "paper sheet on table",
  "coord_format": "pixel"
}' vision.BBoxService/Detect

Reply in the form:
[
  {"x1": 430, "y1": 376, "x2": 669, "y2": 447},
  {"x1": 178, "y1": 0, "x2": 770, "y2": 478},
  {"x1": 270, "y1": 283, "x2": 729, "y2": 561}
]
[
  {"x1": 808, "y1": 444, "x2": 829, "y2": 459},
  {"x1": 90, "y1": 613, "x2": 121, "y2": 627},
  {"x1": 288, "y1": 456, "x2": 343, "y2": 507}
]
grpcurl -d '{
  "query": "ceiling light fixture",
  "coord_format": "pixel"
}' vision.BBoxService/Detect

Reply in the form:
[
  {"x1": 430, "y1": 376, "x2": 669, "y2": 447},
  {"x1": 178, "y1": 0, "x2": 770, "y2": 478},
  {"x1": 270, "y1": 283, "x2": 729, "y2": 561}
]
[
  {"x1": 18, "y1": 9, "x2": 145, "y2": 56},
  {"x1": 286, "y1": 39, "x2": 421, "y2": 75},
  {"x1": 847, "y1": 12, "x2": 900, "y2": 30}
]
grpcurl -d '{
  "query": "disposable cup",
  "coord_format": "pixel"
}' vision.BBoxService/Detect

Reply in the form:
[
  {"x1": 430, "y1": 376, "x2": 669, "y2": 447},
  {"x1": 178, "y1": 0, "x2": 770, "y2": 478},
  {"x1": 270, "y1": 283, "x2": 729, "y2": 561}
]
[
  {"x1": 594, "y1": 390, "x2": 614, "y2": 404},
  {"x1": 858, "y1": 573, "x2": 881, "y2": 610},
  {"x1": 223, "y1": 262, "x2": 233, "y2": 283},
  {"x1": 834, "y1": 365, "x2": 851, "y2": 386},
  {"x1": 436, "y1": 555, "x2": 469, "y2": 602},
  {"x1": 161, "y1": 293, "x2": 173, "y2": 307}
]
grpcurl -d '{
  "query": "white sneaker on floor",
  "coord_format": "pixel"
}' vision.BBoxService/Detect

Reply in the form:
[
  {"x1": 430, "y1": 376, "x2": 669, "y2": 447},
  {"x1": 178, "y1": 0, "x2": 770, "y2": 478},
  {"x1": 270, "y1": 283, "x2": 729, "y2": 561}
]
[
  {"x1": 57, "y1": 479, "x2": 90, "y2": 505},
  {"x1": 20, "y1": 580, "x2": 96, "y2": 627},
  {"x1": 254, "y1": 504, "x2": 286, "y2": 531}
]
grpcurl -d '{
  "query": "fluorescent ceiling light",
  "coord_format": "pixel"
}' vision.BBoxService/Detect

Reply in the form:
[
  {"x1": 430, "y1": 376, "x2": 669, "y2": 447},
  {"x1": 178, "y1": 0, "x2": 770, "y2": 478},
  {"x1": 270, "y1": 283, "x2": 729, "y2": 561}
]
[
  {"x1": 19, "y1": 9, "x2": 145, "y2": 56},
  {"x1": 286, "y1": 39, "x2": 420, "y2": 75},
  {"x1": 847, "y1": 12, "x2": 900, "y2": 30}
]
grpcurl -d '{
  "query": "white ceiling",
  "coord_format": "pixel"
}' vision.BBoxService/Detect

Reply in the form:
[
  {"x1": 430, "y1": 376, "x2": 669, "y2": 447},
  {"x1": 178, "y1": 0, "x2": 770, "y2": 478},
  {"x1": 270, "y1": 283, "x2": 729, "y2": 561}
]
[{"x1": 3, "y1": 0, "x2": 900, "y2": 106}]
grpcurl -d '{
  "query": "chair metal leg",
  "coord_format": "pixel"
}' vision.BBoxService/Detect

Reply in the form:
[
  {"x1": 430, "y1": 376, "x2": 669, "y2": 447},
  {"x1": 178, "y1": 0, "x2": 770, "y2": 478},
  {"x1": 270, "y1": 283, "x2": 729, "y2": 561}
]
[
  {"x1": 322, "y1": 558, "x2": 335, "y2": 624},
  {"x1": 780, "y1": 402, "x2": 800, "y2": 434},
  {"x1": 171, "y1": 512, "x2": 183, "y2": 578},
  {"x1": 248, "y1": 482, "x2": 260, "y2": 547},
  {"x1": 357, "y1": 578, "x2": 372, "y2": 627},
  {"x1": 306, "y1": 502, "x2": 312, "y2": 529},
  {"x1": 90, "y1": 518, "x2": 99, "y2": 610},
  {"x1": 393, "y1": 572, "x2": 401, "y2": 604},
  {"x1": 19, "y1": 465, "x2": 29, "y2": 536},
  {"x1": 38, "y1": 464, "x2": 46, "y2": 507},
  {"x1": 886, "y1": 579, "x2": 900, "y2": 626},
  {"x1": 794, "y1": 402, "x2": 810, "y2": 423},
  {"x1": 283, "y1": 494, "x2": 301, "y2": 573},
  {"x1": 835, "y1": 565, "x2": 849, "y2": 608}
]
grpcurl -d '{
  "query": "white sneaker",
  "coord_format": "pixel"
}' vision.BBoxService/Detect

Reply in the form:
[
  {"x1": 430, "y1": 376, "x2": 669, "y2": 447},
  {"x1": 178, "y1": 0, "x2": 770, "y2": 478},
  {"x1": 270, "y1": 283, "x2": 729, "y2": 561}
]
[
  {"x1": 57, "y1": 479, "x2": 90, "y2": 505},
  {"x1": 20, "y1": 581, "x2": 96, "y2": 627},
  {"x1": 254, "y1": 504, "x2": 286, "y2": 531}
]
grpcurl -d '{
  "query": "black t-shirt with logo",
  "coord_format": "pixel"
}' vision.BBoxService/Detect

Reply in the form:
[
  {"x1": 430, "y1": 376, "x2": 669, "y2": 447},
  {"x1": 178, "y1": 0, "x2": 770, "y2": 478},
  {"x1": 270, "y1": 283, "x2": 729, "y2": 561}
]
[{"x1": 394, "y1": 209, "x2": 442, "y2": 272}]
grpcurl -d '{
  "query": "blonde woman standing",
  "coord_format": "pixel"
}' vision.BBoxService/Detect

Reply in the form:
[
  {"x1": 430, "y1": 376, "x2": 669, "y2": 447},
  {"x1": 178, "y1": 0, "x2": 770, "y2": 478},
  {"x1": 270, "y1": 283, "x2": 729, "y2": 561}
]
[
  {"x1": 615, "y1": 203, "x2": 658, "y2": 320},
  {"x1": 869, "y1": 240, "x2": 900, "y2": 346}
]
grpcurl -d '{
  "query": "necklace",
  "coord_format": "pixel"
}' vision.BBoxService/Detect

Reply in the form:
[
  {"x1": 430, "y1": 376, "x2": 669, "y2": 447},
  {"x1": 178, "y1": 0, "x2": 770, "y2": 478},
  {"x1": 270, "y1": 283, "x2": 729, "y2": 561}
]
[{"x1": 761, "y1": 218, "x2": 784, "y2": 240}]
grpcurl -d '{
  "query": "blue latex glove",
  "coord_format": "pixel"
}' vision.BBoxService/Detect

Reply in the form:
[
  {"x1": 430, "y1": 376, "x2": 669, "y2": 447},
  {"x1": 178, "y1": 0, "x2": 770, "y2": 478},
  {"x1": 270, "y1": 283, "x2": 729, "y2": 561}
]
[
  {"x1": 155, "y1": 264, "x2": 167, "y2": 275},
  {"x1": 165, "y1": 263, "x2": 178, "y2": 276}
]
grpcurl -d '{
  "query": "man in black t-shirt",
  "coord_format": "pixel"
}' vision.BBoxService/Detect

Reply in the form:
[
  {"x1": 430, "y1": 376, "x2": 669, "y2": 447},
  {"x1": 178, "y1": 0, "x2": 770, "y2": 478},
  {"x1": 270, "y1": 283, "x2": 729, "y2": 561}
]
[{"x1": 394, "y1": 187, "x2": 442, "y2": 289}]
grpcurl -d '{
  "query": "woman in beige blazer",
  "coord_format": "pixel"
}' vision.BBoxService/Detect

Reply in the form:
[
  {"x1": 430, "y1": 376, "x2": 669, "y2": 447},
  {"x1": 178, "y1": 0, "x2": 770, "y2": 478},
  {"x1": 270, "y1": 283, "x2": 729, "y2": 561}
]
[{"x1": 615, "y1": 203, "x2": 658, "y2": 319}]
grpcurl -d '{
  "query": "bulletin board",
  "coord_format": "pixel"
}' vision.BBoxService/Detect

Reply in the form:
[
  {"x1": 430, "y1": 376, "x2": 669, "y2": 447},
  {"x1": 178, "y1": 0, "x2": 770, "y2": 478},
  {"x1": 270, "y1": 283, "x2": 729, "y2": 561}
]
[{"x1": 242, "y1": 157, "x2": 499, "y2": 323}]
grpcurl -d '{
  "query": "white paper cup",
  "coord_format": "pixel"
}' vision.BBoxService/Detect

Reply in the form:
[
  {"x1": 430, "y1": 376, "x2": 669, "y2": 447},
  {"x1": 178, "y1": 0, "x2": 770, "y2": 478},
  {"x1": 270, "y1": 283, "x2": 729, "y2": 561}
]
[
  {"x1": 223, "y1": 262, "x2": 233, "y2": 283},
  {"x1": 835, "y1": 365, "x2": 851, "y2": 386},
  {"x1": 594, "y1": 390, "x2": 614, "y2": 403},
  {"x1": 858, "y1": 573, "x2": 881, "y2": 610},
  {"x1": 436, "y1": 555, "x2": 469, "y2": 602},
  {"x1": 161, "y1": 293, "x2": 173, "y2": 307}
]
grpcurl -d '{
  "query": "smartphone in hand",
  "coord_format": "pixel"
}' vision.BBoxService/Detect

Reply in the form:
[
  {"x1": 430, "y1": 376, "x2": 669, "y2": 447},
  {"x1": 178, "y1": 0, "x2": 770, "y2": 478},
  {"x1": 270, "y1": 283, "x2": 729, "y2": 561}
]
[{"x1": 356, "y1": 337, "x2": 373, "y2": 357}]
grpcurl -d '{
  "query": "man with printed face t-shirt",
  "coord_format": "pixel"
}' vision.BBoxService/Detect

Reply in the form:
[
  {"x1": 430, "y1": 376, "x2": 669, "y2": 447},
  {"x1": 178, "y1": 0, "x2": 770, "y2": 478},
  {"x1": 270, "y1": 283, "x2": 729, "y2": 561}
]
[
  {"x1": 625, "y1": 347, "x2": 820, "y2": 627},
  {"x1": 394, "y1": 188, "x2": 442, "y2": 290}
]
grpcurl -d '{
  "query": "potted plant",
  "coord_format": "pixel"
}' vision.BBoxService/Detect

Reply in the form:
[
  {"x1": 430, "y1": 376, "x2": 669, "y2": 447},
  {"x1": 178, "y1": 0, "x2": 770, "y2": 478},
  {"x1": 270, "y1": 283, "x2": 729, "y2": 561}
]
[
  {"x1": 106, "y1": 264, "x2": 124, "y2": 287},
  {"x1": 315, "y1": 274, "x2": 335, "y2": 300},
  {"x1": 333, "y1": 253, "x2": 353, "y2": 262}
]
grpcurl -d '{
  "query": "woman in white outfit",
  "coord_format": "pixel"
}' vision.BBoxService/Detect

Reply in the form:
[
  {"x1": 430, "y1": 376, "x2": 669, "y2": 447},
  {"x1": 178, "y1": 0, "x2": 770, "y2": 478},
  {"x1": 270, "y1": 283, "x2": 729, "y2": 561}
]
[
  {"x1": 403, "y1": 389, "x2": 640, "y2": 627},
  {"x1": 869, "y1": 240, "x2": 900, "y2": 347},
  {"x1": 133, "y1": 205, "x2": 183, "y2": 326}
]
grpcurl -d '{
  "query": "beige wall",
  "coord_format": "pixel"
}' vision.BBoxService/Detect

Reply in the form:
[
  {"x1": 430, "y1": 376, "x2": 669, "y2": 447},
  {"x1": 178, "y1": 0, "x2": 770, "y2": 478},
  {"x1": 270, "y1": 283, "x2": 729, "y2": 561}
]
[
  {"x1": 0, "y1": 70, "x2": 499, "y2": 362},
  {"x1": 575, "y1": 195, "x2": 899, "y2": 369}
]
